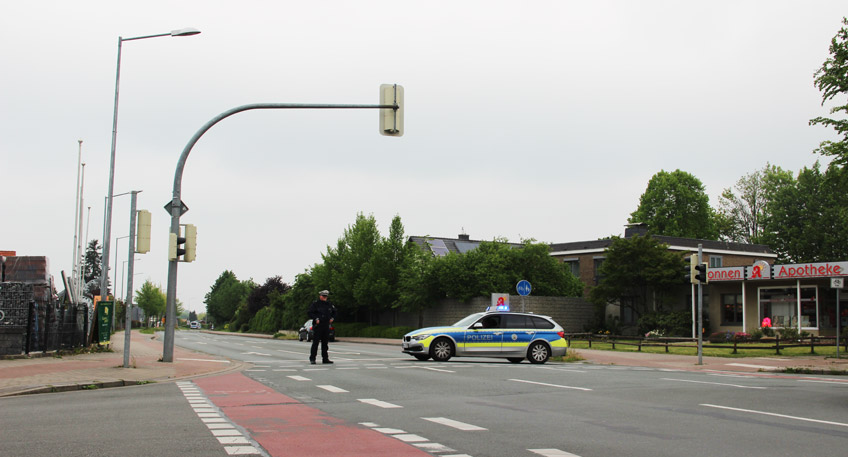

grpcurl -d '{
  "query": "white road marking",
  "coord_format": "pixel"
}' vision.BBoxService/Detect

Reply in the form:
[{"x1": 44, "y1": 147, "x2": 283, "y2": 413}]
[
  {"x1": 317, "y1": 385, "x2": 349, "y2": 393},
  {"x1": 287, "y1": 375, "x2": 311, "y2": 381},
  {"x1": 662, "y1": 378, "x2": 766, "y2": 389},
  {"x1": 224, "y1": 446, "x2": 261, "y2": 455},
  {"x1": 725, "y1": 363, "x2": 778, "y2": 370},
  {"x1": 798, "y1": 379, "x2": 848, "y2": 385},
  {"x1": 536, "y1": 366, "x2": 587, "y2": 373},
  {"x1": 413, "y1": 442, "x2": 456, "y2": 453},
  {"x1": 358, "y1": 398, "x2": 402, "y2": 408},
  {"x1": 509, "y1": 379, "x2": 592, "y2": 391},
  {"x1": 218, "y1": 437, "x2": 250, "y2": 444},
  {"x1": 423, "y1": 367, "x2": 455, "y2": 373},
  {"x1": 179, "y1": 382, "x2": 262, "y2": 456},
  {"x1": 701, "y1": 404, "x2": 848, "y2": 428},
  {"x1": 176, "y1": 358, "x2": 231, "y2": 363},
  {"x1": 393, "y1": 434, "x2": 428, "y2": 443},
  {"x1": 529, "y1": 449, "x2": 582, "y2": 457},
  {"x1": 374, "y1": 428, "x2": 406, "y2": 434},
  {"x1": 422, "y1": 417, "x2": 487, "y2": 431}
]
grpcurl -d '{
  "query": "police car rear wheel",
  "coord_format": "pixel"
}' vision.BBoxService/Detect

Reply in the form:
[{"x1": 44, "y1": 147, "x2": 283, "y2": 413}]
[
  {"x1": 528, "y1": 342, "x2": 550, "y2": 364},
  {"x1": 431, "y1": 338, "x2": 453, "y2": 362}
]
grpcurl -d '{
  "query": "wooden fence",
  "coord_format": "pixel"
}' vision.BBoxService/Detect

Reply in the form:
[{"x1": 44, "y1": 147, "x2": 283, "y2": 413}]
[{"x1": 566, "y1": 333, "x2": 848, "y2": 355}]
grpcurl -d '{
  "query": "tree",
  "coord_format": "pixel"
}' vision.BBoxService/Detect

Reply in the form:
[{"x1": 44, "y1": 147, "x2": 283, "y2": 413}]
[
  {"x1": 83, "y1": 240, "x2": 102, "y2": 283},
  {"x1": 810, "y1": 17, "x2": 848, "y2": 166},
  {"x1": 204, "y1": 270, "x2": 251, "y2": 325},
  {"x1": 760, "y1": 163, "x2": 848, "y2": 262},
  {"x1": 716, "y1": 164, "x2": 793, "y2": 243},
  {"x1": 629, "y1": 170, "x2": 717, "y2": 239},
  {"x1": 589, "y1": 235, "x2": 686, "y2": 321},
  {"x1": 136, "y1": 280, "x2": 166, "y2": 326}
]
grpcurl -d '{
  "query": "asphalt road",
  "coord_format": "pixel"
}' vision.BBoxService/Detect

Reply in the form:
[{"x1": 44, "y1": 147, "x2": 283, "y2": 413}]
[
  {"x1": 172, "y1": 331, "x2": 848, "y2": 457},
  {"x1": 0, "y1": 382, "x2": 232, "y2": 457}
]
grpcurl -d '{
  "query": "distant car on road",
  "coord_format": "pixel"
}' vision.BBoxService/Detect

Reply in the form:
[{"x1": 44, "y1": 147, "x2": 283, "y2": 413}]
[
  {"x1": 402, "y1": 311, "x2": 567, "y2": 364},
  {"x1": 298, "y1": 319, "x2": 335, "y2": 342},
  {"x1": 190, "y1": 321, "x2": 200, "y2": 329}
]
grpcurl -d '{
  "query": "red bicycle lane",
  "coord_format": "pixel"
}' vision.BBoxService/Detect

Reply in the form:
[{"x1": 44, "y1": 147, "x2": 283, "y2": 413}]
[{"x1": 194, "y1": 372, "x2": 432, "y2": 457}]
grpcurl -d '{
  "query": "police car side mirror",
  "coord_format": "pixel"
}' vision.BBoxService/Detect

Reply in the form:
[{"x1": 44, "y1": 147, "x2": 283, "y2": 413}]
[{"x1": 472, "y1": 323, "x2": 483, "y2": 329}]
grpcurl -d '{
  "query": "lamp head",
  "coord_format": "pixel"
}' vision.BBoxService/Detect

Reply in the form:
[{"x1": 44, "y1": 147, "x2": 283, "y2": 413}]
[{"x1": 171, "y1": 28, "x2": 201, "y2": 37}]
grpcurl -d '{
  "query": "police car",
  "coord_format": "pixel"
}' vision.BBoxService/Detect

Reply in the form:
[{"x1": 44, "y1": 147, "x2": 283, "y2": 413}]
[{"x1": 401, "y1": 311, "x2": 567, "y2": 364}]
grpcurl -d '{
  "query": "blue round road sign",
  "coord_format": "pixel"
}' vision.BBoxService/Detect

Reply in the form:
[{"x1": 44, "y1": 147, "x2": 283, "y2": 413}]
[{"x1": 516, "y1": 280, "x2": 531, "y2": 296}]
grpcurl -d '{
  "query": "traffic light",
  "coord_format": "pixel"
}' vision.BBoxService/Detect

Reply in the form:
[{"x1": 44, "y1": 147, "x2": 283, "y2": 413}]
[
  {"x1": 695, "y1": 262, "x2": 709, "y2": 284},
  {"x1": 135, "y1": 210, "x2": 151, "y2": 254},
  {"x1": 688, "y1": 254, "x2": 698, "y2": 284},
  {"x1": 379, "y1": 83, "x2": 404, "y2": 137},
  {"x1": 168, "y1": 224, "x2": 197, "y2": 262},
  {"x1": 183, "y1": 224, "x2": 197, "y2": 262}
]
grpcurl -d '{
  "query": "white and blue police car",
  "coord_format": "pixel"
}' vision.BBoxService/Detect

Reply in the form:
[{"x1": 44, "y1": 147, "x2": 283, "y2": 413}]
[{"x1": 401, "y1": 311, "x2": 567, "y2": 364}]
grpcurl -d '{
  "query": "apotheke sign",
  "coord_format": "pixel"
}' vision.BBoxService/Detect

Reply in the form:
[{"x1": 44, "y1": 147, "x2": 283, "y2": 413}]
[
  {"x1": 707, "y1": 261, "x2": 848, "y2": 282},
  {"x1": 774, "y1": 261, "x2": 848, "y2": 279}
]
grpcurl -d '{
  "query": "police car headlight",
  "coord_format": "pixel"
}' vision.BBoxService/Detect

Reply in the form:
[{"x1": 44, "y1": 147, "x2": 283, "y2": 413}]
[{"x1": 410, "y1": 334, "x2": 430, "y2": 341}]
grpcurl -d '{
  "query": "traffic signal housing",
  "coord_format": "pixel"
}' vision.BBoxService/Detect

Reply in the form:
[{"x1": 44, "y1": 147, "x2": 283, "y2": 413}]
[
  {"x1": 695, "y1": 262, "x2": 709, "y2": 284},
  {"x1": 379, "y1": 84, "x2": 404, "y2": 137},
  {"x1": 168, "y1": 224, "x2": 197, "y2": 262},
  {"x1": 136, "y1": 210, "x2": 151, "y2": 254}
]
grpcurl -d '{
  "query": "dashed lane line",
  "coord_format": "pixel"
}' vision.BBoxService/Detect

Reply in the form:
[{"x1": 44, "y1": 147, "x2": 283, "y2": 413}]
[
  {"x1": 509, "y1": 379, "x2": 592, "y2": 391},
  {"x1": 661, "y1": 378, "x2": 766, "y2": 389},
  {"x1": 422, "y1": 417, "x2": 487, "y2": 431},
  {"x1": 358, "y1": 398, "x2": 403, "y2": 408},
  {"x1": 701, "y1": 404, "x2": 848, "y2": 428}
]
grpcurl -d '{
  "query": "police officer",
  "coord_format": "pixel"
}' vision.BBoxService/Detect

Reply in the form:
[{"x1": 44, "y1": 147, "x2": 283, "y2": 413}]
[{"x1": 308, "y1": 289, "x2": 336, "y2": 364}]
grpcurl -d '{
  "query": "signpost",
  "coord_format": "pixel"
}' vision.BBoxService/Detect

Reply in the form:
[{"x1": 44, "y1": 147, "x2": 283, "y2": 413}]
[
  {"x1": 833, "y1": 278, "x2": 843, "y2": 359},
  {"x1": 517, "y1": 280, "x2": 531, "y2": 312}
]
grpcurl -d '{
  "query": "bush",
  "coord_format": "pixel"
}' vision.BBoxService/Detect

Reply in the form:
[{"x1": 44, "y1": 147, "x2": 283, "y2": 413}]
[
  {"x1": 637, "y1": 311, "x2": 691, "y2": 337},
  {"x1": 333, "y1": 322, "x2": 415, "y2": 338},
  {"x1": 750, "y1": 329, "x2": 763, "y2": 341},
  {"x1": 761, "y1": 326, "x2": 774, "y2": 337},
  {"x1": 778, "y1": 326, "x2": 800, "y2": 341},
  {"x1": 707, "y1": 331, "x2": 751, "y2": 344}
]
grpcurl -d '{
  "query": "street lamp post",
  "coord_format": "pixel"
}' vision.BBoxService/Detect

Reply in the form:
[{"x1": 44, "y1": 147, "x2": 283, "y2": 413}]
[{"x1": 100, "y1": 28, "x2": 200, "y2": 303}]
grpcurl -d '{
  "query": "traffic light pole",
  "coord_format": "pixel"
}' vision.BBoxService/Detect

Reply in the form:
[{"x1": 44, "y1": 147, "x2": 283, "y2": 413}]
[
  {"x1": 697, "y1": 244, "x2": 704, "y2": 365},
  {"x1": 162, "y1": 101, "x2": 399, "y2": 362}
]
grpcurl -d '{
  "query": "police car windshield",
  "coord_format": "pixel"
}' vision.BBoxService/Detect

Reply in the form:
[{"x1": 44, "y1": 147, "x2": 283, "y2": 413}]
[{"x1": 453, "y1": 313, "x2": 485, "y2": 327}]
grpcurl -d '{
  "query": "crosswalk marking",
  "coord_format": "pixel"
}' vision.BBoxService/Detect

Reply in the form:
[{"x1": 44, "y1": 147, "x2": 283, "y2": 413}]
[
  {"x1": 358, "y1": 398, "x2": 402, "y2": 408},
  {"x1": 422, "y1": 417, "x2": 487, "y2": 431},
  {"x1": 317, "y1": 385, "x2": 348, "y2": 393},
  {"x1": 529, "y1": 449, "x2": 582, "y2": 457},
  {"x1": 178, "y1": 382, "x2": 262, "y2": 456}
]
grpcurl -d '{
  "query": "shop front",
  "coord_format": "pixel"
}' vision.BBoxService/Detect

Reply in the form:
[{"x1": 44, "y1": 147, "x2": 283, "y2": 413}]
[{"x1": 706, "y1": 261, "x2": 848, "y2": 336}]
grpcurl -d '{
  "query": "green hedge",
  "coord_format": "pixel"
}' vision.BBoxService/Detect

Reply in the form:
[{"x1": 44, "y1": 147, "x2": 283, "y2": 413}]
[{"x1": 334, "y1": 322, "x2": 416, "y2": 339}]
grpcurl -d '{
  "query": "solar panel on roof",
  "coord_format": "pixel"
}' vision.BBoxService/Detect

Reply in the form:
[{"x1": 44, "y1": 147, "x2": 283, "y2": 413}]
[
  {"x1": 455, "y1": 241, "x2": 479, "y2": 254},
  {"x1": 428, "y1": 239, "x2": 450, "y2": 257}
]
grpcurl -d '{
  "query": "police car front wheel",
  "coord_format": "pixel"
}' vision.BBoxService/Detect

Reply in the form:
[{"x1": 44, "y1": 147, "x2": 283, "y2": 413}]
[
  {"x1": 431, "y1": 338, "x2": 453, "y2": 362},
  {"x1": 528, "y1": 342, "x2": 550, "y2": 364}
]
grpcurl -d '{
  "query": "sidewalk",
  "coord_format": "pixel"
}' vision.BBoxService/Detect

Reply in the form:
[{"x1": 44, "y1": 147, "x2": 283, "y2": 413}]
[{"x1": 0, "y1": 330, "x2": 243, "y2": 397}]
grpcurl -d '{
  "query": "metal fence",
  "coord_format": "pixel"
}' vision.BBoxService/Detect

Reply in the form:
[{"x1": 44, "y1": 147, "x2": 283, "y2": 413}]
[{"x1": 0, "y1": 282, "x2": 88, "y2": 356}]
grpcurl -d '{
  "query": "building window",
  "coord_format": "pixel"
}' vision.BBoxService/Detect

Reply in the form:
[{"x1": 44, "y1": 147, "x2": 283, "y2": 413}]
[
  {"x1": 593, "y1": 257, "x2": 605, "y2": 285},
  {"x1": 759, "y1": 286, "x2": 818, "y2": 328},
  {"x1": 563, "y1": 258, "x2": 580, "y2": 278},
  {"x1": 709, "y1": 256, "x2": 723, "y2": 268},
  {"x1": 721, "y1": 294, "x2": 743, "y2": 325}
]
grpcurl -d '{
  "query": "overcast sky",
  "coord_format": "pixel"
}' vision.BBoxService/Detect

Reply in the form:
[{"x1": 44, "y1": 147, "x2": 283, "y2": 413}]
[{"x1": 2, "y1": 1, "x2": 844, "y2": 313}]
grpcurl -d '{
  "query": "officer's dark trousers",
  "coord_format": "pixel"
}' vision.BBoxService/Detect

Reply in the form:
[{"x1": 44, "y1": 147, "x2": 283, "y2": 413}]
[{"x1": 310, "y1": 326, "x2": 330, "y2": 361}]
